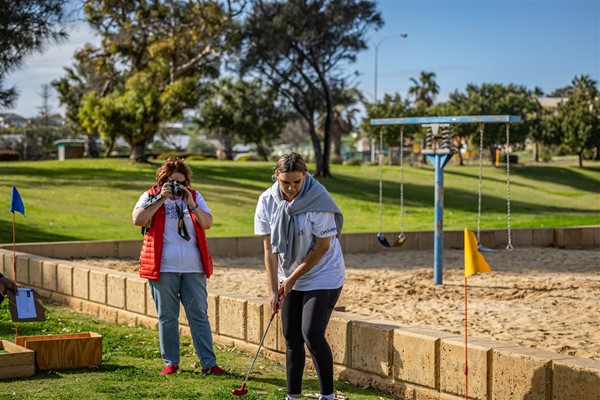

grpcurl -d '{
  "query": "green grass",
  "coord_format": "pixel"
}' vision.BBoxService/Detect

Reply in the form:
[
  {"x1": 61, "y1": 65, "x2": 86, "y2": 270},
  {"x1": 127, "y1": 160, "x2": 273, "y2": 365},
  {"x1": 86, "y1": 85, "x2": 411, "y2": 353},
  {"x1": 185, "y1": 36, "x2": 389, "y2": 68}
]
[
  {"x1": 0, "y1": 302, "x2": 393, "y2": 399},
  {"x1": 0, "y1": 158, "x2": 599, "y2": 243}
]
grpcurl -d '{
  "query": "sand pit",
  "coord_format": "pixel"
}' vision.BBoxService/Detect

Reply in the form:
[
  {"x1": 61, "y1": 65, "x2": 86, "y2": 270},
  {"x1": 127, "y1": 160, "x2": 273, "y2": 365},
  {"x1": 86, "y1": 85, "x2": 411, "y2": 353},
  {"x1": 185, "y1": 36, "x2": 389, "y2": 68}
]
[{"x1": 78, "y1": 247, "x2": 600, "y2": 361}]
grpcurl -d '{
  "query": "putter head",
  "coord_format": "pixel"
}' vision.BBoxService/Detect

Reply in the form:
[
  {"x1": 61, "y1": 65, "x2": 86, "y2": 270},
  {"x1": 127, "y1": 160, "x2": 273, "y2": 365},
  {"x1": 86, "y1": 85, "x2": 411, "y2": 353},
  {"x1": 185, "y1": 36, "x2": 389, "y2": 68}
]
[
  {"x1": 231, "y1": 383, "x2": 248, "y2": 396},
  {"x1": 392, "y1": 234, "x2": 406, "y2": 248},
  {"x1": 377, "y1": 233, "x2": 392, "y2": 248}
]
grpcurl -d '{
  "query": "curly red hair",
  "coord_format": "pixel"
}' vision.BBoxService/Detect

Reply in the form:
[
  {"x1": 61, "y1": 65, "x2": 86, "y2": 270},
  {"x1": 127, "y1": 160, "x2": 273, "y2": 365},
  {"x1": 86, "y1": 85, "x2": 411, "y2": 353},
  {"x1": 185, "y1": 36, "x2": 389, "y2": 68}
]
[{"x1": 155, "y1": 157, "x2": 192, "y2": 186}]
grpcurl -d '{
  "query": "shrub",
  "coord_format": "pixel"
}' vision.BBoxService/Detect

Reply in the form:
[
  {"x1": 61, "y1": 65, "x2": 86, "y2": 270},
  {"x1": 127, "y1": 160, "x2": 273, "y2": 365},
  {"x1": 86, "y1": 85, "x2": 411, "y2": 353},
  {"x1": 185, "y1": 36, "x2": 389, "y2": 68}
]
[
  {"x1": 331, "y1": 155, "x2": 342, "y2": 165},
  {"x1": 155, "y1": 152, "x2": 190, "y2": 161},
  {"x1": 344, "y1": 158, "x2": 362, "y2": 166},
  {"x1": 235, "y1": 154, "x2": 261, "y2": 162},
  {"x1": 185, "y1": 154, "x2": 216, "y2": 162}
]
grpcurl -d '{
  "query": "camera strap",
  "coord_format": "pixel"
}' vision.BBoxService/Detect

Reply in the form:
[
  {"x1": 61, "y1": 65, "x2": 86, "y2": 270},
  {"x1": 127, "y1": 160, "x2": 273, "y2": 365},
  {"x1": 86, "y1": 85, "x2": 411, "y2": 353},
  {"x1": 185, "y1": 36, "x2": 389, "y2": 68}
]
[{"x1": 175, "y1": 202, "x2": 191, "y2": 241}]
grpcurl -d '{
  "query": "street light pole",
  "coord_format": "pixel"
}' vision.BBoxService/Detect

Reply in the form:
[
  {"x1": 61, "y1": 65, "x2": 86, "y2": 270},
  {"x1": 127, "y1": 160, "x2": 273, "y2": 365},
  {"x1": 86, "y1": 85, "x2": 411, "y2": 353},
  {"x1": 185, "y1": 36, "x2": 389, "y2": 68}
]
[
  {"x1": 373, "y1": 33, "x2": 408, "y2": 103},
  {"x1": 371, "y1": 33, "x2": 408, "y2": 162}
]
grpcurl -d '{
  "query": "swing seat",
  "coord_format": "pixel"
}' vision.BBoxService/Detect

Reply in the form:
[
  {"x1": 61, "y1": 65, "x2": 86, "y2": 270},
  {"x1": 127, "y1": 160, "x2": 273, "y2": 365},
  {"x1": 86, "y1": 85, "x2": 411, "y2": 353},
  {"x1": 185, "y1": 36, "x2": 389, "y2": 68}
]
[
  {"x1": 394, "y1": 233, "x2": 407, "y2": 247},
  {"x1": 477, "y1": 243, "x2": 498, "y2": 252},
  {"x1": 377, "y1": 233, "x2": 406, "y2": 249},
  {"x1": 377, "y1": 233, "x2": 392, "y2": 248},
  {"x1": 477, "y1": 242, "x2": 513, "y2": 252}
]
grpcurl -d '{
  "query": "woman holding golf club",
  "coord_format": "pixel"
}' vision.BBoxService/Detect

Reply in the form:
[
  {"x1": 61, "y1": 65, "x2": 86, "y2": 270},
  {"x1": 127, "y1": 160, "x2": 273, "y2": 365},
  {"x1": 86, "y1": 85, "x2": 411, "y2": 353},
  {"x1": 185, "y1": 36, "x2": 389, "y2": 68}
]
[
  {"x1": 254, "y1": 152, "x2": 344, "y2": 400},
  {"x1": 132, "y1": 157, "x2": 227, "y2": 376}
]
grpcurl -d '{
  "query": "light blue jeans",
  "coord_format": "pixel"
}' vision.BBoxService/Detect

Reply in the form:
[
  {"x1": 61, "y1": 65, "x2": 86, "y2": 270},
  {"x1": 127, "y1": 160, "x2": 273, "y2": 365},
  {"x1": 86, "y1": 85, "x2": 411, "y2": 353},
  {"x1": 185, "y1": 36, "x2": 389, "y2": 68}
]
[{"x1": 149, "y1": 272, "x2": 217, "y2": 369}]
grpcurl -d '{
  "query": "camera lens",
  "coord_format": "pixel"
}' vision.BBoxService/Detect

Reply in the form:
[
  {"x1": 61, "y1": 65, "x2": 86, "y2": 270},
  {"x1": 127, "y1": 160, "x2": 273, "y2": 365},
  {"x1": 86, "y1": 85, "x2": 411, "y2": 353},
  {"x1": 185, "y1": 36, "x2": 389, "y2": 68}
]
[{"x1": 171, "y1": 181, "x2": 183, "y2": 197}]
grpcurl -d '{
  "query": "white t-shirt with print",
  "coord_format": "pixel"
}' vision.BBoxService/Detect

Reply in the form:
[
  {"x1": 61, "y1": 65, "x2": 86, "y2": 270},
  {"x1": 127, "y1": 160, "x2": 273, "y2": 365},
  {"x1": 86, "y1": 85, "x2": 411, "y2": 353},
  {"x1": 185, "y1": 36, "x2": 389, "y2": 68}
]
[
  {"x1": 135, "y1": 191, "x2": 211, "y2": 274},
  {"x1": 254, "y1": 189, "x2": 345, "y2": 291}
]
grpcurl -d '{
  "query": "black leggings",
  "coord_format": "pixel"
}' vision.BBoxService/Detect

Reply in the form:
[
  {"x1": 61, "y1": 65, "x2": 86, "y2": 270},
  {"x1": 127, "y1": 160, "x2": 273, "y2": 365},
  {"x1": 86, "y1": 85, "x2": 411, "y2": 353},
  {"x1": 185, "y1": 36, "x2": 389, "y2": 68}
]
[{"x1": 281, "y1": 287, "x2": 342, "y2": 395}]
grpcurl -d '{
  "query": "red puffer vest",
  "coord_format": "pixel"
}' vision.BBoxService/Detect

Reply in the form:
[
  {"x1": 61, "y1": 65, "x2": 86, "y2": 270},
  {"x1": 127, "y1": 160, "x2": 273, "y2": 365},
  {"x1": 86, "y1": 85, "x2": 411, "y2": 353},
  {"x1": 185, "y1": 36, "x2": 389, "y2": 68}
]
[{"x1": 138, "y1": 185, "x2": 213, "y2": 280}]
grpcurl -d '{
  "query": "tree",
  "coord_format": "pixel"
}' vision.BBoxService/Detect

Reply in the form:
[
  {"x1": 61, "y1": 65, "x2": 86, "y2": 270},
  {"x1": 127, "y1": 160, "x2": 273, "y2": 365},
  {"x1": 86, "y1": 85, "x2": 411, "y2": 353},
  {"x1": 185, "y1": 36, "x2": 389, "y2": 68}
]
[
  {"x1": 446, "y1": 83, "x2": 539, "y2": 164},
  {"x1": 38, "y1": 84, "x2": 52, "y2": 135},
  {"x1": 0, "y1": 0, "x2": 71, "y2": 108},
  {"x1": 197, "y1": 78, "x2": 289, "y2": 160},
  {"x1": 317, "y1": 85, "x2": 363, "y2": 159},
  {"x1": 407, "y1": 71, "x2": 440, "y2": 163},
  {"x1": 408, "y1": 71, "x2": 439, "y2": 108},
  {"x1": 74, "y1": 0, "x2": 241, "y2": 162},
  {"x1": 240, "y1": 0, "x2": 382, "y2": 177},
  {"x1": 278, "y1": 117, "x2": 311, "y2": 153},
  {"x1": 360, "y1": 92, "x2": 419, "y2": 165},
  {"x1": 228, "y1": 79, "x2": 289, "y2": 160},
  {"x1": 547, "y1": 87, "x2": 570, "y2": 98},
  {"x1": 52, "y1": 43, "x2": 118, "y2": 157},
  {"x1": 543, "y1": 75, "x2": 600, "y2": 167}
]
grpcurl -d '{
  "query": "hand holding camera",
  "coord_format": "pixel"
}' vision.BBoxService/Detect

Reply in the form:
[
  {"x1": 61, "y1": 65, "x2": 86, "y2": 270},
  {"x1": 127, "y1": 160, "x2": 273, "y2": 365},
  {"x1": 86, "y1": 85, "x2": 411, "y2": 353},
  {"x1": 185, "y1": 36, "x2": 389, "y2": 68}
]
[
  {"x1": 170, "y1": 180, "x2": 185, "y2": 198},
  {"x1": 163, "y1": 179, "x2": 190, "y2": 201}
]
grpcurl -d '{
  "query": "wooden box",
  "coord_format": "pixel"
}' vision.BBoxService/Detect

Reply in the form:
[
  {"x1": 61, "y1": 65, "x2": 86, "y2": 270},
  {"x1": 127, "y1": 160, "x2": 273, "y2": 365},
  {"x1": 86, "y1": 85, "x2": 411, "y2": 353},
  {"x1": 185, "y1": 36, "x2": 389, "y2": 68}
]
[
  {"x1": 15, "y1": 332, "x2": 102, "y2": 370},
  {"x1": 0, "y1": 340, "x2": 35, "y2": 379}
]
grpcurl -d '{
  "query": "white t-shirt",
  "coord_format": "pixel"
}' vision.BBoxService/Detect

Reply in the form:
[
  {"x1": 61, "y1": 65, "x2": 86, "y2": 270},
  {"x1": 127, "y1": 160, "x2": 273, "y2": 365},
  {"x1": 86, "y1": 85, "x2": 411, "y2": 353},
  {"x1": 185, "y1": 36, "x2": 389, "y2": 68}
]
[
  {"x1": 135, "y1": 191, "x2": 211, "y2": 274},
  {"x1": 254, "y1": 189, "x2": 345, "y2": 291}
]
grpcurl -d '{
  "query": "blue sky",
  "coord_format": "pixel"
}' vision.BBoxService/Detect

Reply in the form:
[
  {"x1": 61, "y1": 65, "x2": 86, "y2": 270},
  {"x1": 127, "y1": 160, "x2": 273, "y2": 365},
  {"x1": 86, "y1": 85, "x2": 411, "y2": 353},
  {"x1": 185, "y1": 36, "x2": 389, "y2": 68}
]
[{"x1": 5, "y1": 0, "x2": 599, "y2": 118}]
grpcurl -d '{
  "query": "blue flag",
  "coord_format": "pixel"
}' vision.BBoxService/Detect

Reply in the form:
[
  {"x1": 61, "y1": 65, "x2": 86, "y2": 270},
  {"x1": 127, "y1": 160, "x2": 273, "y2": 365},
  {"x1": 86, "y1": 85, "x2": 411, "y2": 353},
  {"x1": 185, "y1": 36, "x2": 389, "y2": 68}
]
[{"x1": 10, "y1": 185, "x2": 25, "y2": 216}]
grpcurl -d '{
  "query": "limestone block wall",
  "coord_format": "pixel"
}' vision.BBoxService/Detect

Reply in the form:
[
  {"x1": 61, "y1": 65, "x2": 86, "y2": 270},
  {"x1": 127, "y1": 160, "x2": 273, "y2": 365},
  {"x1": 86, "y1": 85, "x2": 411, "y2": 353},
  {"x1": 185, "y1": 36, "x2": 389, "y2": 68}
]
[
  {"x1": 1, "y1": 226, "x2": 599, "y2": 399},
  {"x1": 3, "y1": 226, "x2": 599, "y2": 259}
]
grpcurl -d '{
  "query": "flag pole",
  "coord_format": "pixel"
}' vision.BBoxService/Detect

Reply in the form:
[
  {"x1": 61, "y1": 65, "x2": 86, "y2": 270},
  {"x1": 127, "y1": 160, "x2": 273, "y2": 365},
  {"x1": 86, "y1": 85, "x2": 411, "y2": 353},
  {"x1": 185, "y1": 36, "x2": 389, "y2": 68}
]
[
  {"x1": 12, "y1": 212, "x2": 17, "y2": 281},
  {"x1": 463, "y1": 227, "x2": 491, "y2": 400},
  {"x1": 464, "y1": 276, "x2": 468, "y2": 400},
  {"x1": 12, "y1": 212, "x2": 19, "y2": 338}
]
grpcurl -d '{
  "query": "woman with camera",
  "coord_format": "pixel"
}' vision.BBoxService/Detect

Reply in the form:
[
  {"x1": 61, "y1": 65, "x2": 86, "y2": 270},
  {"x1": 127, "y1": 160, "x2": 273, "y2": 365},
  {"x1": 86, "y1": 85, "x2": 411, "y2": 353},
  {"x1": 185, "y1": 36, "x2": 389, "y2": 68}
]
[{"x1": 132, "y1": 157, "x2": 227, "y2": 376}]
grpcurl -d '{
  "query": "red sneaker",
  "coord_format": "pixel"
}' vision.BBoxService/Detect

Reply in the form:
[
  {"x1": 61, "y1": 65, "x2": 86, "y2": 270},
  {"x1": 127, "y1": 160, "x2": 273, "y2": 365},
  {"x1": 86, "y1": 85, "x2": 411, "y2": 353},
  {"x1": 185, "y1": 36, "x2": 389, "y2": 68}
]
[
  {"x1": 201, "y1": 365, "x2": 229, "y2": 375},
  {"x1": 161, "y1": 365, "x2": 180, "y2": 375}
]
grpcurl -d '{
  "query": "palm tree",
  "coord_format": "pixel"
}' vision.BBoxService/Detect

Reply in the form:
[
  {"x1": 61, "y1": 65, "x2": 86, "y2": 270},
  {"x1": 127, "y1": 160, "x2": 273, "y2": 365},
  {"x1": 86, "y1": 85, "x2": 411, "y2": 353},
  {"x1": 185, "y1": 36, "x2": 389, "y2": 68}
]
[{"x1": 408, "y1": 71, "x2": 439, "y2": 108}]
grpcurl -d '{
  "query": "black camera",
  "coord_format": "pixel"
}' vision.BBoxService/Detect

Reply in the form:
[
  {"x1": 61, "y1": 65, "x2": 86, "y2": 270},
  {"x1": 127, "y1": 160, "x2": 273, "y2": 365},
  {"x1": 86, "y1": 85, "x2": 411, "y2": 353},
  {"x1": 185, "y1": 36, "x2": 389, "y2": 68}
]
[{"x1": 170, "y1": 180, "x2": 185, "y2": 198}]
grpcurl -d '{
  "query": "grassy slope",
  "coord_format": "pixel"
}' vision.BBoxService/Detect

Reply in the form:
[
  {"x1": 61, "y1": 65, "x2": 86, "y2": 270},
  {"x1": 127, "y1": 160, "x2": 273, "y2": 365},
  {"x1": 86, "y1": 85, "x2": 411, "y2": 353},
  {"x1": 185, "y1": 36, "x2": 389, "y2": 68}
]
[{"x1": 0, "y1": 159, "x2": 598, "y2": 243}]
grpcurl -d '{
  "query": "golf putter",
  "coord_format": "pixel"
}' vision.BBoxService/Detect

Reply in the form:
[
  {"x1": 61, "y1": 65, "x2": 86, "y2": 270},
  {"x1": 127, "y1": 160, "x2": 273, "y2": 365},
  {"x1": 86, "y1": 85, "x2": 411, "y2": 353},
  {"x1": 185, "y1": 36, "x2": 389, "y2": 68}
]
[{"x1": 232, "y1": 290, "x2": 284, "y2": 396}]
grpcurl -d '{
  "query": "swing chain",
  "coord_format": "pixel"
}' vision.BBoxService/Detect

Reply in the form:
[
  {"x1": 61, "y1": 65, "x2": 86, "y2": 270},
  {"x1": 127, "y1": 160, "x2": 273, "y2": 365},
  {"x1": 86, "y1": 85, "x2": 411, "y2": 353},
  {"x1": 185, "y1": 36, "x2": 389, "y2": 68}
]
[
  {"x1": 378, "y1": 127, "x2": 384, "y2": 234},
  {"x1": 476, "y1": 123, "x2": 484, "y2": 244},
  {"x1": 505, "y1": 123, "x2": 513, "y2": 250},
  {"x1": 400, "y1": 125, "x2": 404, "y2": 235}
]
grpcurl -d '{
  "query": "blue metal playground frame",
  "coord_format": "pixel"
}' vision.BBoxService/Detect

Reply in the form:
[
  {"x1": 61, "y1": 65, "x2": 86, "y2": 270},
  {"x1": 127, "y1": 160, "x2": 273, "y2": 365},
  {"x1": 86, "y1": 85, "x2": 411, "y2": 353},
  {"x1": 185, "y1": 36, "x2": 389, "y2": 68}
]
[{"x1": 370, "y1": 115, "x2": 521, "y2": 285}]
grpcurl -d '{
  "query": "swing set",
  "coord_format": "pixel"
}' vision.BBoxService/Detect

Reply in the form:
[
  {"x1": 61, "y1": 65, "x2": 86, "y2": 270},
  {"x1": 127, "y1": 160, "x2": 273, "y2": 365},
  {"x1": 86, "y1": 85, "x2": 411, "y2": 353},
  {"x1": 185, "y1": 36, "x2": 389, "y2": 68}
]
[{"x1": 372, "y1": 115, "x2": 521, "y2": 284}]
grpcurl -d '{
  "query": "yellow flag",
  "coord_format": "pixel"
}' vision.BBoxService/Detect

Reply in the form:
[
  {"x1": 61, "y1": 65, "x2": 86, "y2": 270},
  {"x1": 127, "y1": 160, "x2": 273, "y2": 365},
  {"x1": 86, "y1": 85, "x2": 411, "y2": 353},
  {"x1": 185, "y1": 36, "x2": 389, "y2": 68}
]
[{"x1": 464, "y1": 228, "x2": 491, "y2": 277}]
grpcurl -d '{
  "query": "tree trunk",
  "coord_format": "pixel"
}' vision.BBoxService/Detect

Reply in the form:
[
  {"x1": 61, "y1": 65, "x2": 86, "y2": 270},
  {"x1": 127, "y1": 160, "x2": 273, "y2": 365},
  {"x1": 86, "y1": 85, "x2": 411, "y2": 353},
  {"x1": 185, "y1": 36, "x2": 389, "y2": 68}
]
[
  {"x1": 84, "y1": 134, "x2": 99, "y2": 158},
  {"x1": 130, "y1": 140, "x2": 147, "y2": 162},
  {"x1": 256, "y1": 143, "x2": 270, "y2": 161},
  {"x1": 579, "y1": 149, "x2": 584, "y2": 168},
  {"x1": 222, "y1": 134, "x2": 234, "y2": 160},
  {"x1": 307, "y1": 119, "x2": 325, "y2": 177},
  {"x1": 103, "y1": 137, "x2": 115, "y2": 158},
  {"x1": 533, "y1": 142, "x2": 539, "y2": 162},
  {"x1": 489, "y1": 145, "x2": 497, "y2": 167},
  {"x1": 319, "y1": 85, "x2": 334, "y2": 178},
  {"x1": 332, "y1": 128, "x2": 342, "y2": 158}
]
